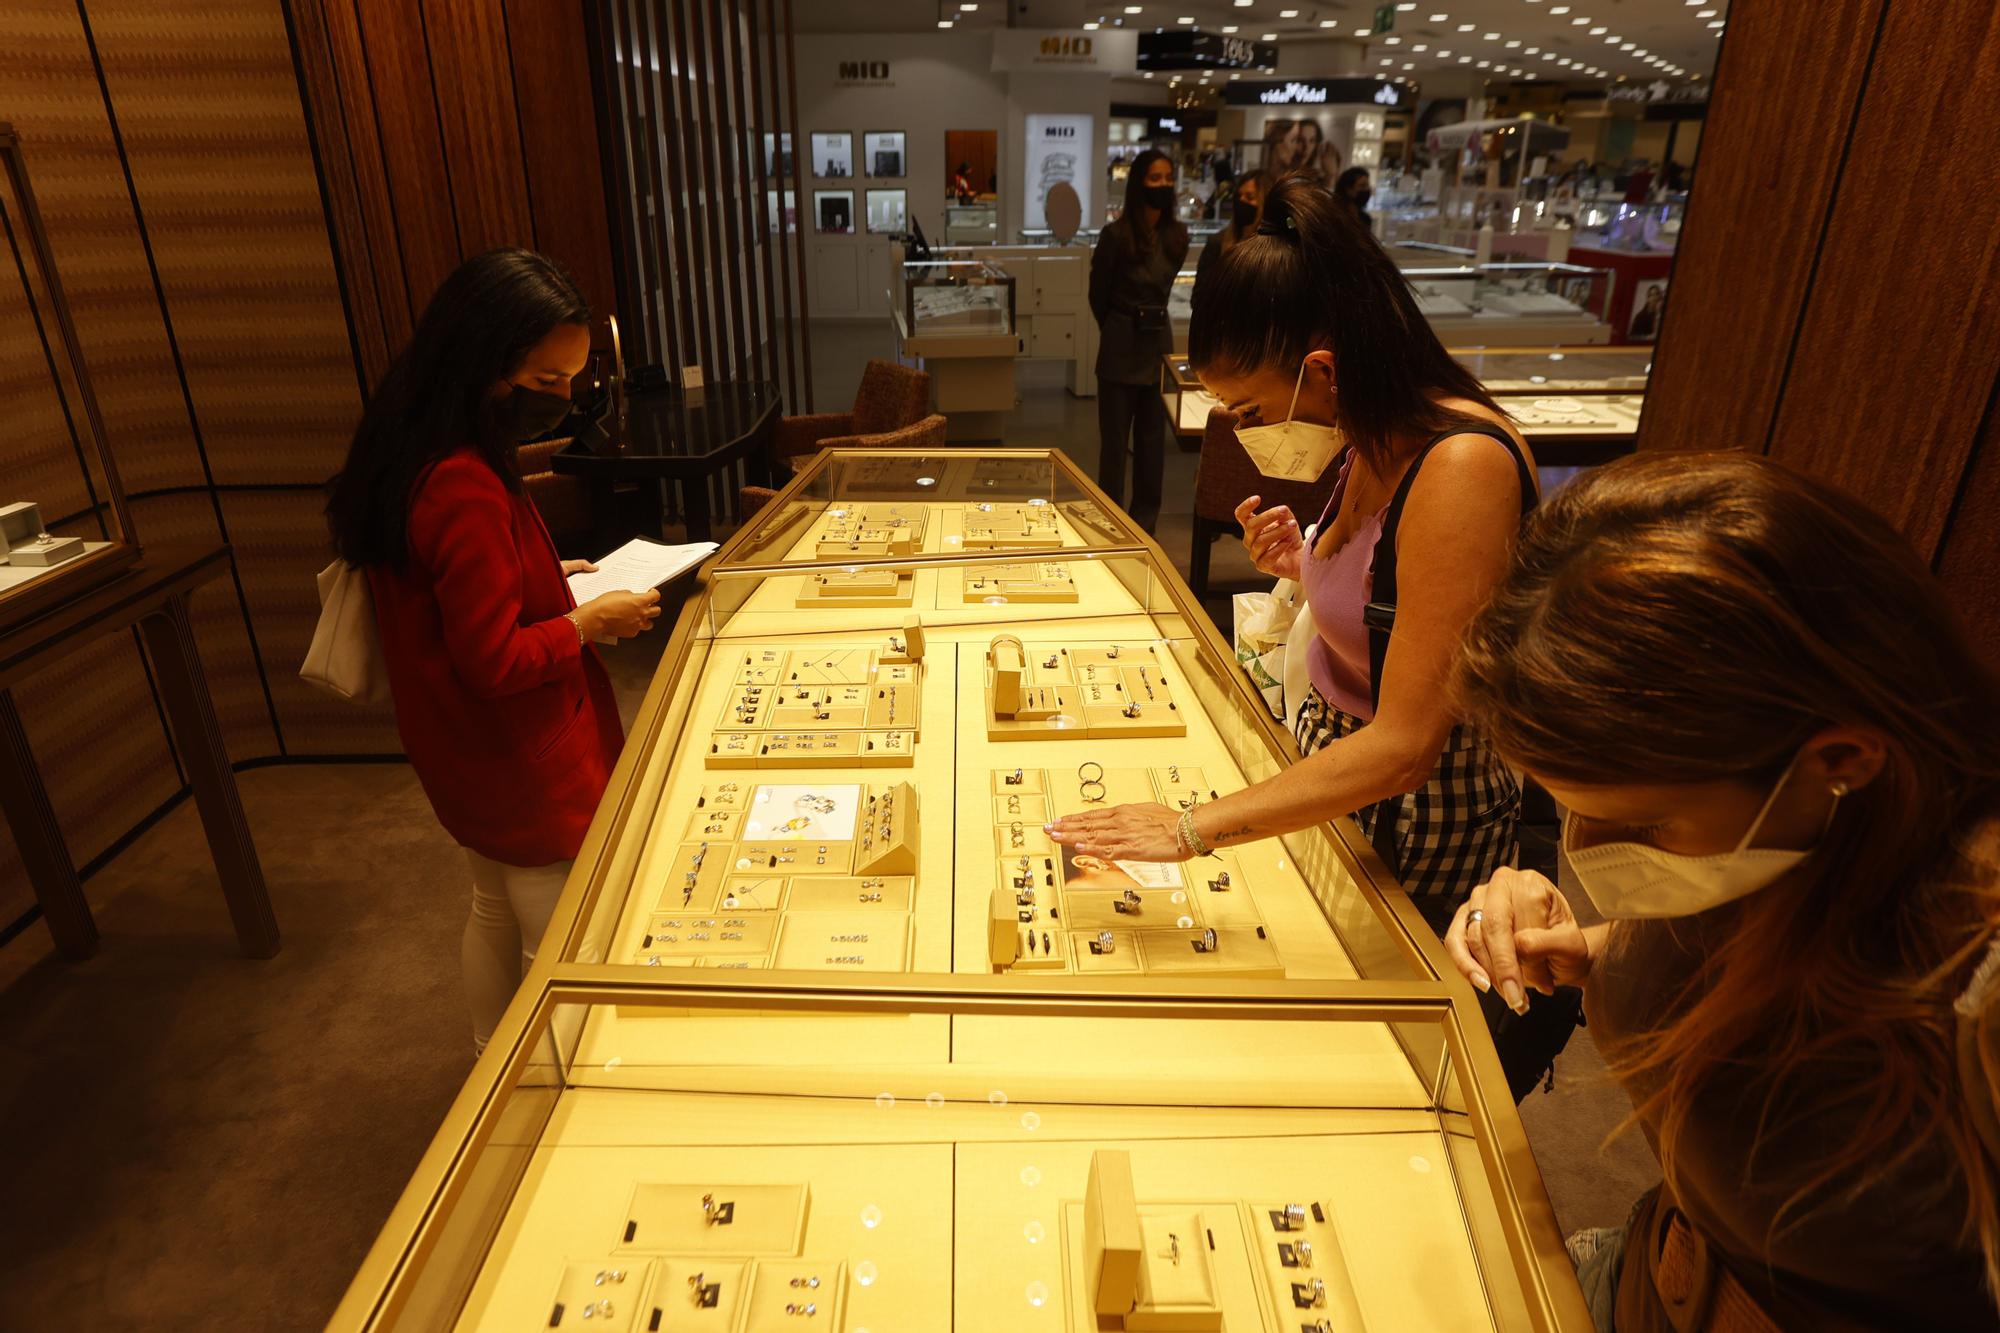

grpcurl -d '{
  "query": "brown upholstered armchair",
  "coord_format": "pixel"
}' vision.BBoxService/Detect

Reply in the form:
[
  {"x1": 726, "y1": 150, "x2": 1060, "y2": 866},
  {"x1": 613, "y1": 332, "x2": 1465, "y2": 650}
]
[
  {"x1": 739, "y1": 358, "x2": 945, "y2": 519},
  {"x1": 740, "y1": 410, "x2": 949, "y2": 519},
  {"x1": 1189, "y1": 407, "x2": 1340, "y2": 599}
]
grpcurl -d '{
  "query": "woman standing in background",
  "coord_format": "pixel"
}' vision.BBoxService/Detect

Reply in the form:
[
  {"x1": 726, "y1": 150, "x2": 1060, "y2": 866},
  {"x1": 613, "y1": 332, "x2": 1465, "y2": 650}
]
[
  {"x1": 326, "y1": 248, "x2": 660, "y2": 1052},
  {"x1": 1192, "y1": 168, "x2": 1269, "y2": 309},
  {"x1": 1088, "y1": 148, "x2": 1188, "y2": 531}
]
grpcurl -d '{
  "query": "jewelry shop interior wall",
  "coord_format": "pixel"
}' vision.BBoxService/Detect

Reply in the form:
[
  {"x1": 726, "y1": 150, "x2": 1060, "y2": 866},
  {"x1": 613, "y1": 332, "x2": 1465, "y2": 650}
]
[{"x1": 0, "y1": 0, "x2": 364, "y2": 929}]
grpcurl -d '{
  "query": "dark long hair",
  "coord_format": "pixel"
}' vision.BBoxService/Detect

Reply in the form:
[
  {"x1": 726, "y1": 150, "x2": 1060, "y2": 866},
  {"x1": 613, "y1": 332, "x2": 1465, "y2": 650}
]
[
  {"x1": 1186, "y1": 173, "x2": 1498, "y2": 468},
  {"x1": 326, "y1": 248, "x2": 589, "y2": 569},
  {"x1": 1108, "y1": 148, "x2": 1185, "y2": 258},
  {"x1": 1452, "y1": 451, "x2": 2000, "y2": 1286}
]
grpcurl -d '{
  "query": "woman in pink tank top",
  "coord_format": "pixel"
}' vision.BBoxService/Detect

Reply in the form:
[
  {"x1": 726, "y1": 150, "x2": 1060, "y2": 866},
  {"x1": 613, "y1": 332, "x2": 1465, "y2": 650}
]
[{"x1": 1052, "y1": 175, "x2": 1536, "y2": 958}]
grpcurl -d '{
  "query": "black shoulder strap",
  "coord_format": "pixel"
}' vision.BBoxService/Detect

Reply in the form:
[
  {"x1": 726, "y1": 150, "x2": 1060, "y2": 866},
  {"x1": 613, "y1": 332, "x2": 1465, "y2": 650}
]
[
  {"x1": 1363, "y1": 423, "x2": 1536, "y2": 712},
  {"x1": 1360, "y1": 422, "x2": 1534, "y2": 877}
]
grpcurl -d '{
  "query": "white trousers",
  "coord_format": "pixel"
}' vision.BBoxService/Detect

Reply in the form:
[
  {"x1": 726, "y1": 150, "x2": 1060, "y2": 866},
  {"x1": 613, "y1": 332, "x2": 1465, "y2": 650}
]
[{"x1": 462, "y1": 849, "x2": 571, "y2": 1051}]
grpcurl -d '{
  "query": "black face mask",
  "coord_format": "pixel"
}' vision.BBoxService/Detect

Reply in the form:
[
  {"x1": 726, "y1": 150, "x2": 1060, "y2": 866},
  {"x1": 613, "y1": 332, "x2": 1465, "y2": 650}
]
[
  {"x1": 498, "y1": 384, "x2": 573, "y2": 442},
  {"x1": 1232, "y1": 197, "x2": 1259, "y2": 230},
  {"x1": 1351, "y1": 189, "x2": 1373, "y2": 210},
  {"x1": 1142, "y1": 184, "x2": 1175, "y2": 212}
]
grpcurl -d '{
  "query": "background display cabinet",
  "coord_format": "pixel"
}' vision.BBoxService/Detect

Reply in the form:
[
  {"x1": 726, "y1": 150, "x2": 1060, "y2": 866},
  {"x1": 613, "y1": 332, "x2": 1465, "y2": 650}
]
[
  {"x1": 0, "y1": 122, "x2": 140, "y2": 629},
  {"x1": 892, "y1": 258, "x2": 1015, "y2": 340},
  {"x1": 336, "y1": 450, "x2": 1588, "y2": 1329},
  {"x1": 1390, "y1": 251, "x2": 1616, "y2": 348},
  {"x1": 864, "y1": 131, "x2": 905, "y2": 179},
  {"x1": 814, "y1": 191, "x2": 855, "y2": 236},
  {"x1": 865, "y1": 189, "x2": 906, "y2": 236},
  {"x1": 1450, "y1": 345, "x2": 1651, "y2": 467},
  {"x1": 811, "y1": 132, "x2": 853, "y2": 179}
]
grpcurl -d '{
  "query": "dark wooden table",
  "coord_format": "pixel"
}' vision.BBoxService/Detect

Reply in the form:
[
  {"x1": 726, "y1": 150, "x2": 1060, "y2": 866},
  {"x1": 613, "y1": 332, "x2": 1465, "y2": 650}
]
[
  {"x1": 550, "y1": 380, "x2": 781, "y2": 543},
  {"x1": 0, "y1": 542, "x2": 276, "y2": 960}
]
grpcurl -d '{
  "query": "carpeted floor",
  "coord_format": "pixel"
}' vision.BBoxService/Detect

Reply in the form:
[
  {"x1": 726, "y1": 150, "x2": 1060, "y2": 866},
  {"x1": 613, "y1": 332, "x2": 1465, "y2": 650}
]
[{"x1": 0, "y1": 337, "x2": 1658, "y2": 1328}]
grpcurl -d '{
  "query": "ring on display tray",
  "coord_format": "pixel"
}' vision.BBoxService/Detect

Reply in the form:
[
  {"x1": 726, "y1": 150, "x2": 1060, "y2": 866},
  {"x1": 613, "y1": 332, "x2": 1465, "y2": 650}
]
[
  {"x1": 1080, "y1": 780, "x2": 1107, "y2": 803},
  {"x1": 1077, "y1": 761, "x2": 1105, "y2": 783},
  {"x1": 794, "y1": 794, "x2": 838, "y2": 814}
]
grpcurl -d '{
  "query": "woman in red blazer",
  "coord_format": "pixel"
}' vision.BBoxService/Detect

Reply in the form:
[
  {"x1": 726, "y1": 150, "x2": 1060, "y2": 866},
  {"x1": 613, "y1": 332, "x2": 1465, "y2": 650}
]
[{"x1": 327, "y1": 249, "x2": 659, "y2": 1049}]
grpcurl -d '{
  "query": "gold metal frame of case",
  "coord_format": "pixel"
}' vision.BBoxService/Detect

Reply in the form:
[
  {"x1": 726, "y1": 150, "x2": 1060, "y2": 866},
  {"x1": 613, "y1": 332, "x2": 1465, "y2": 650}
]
[
  {"x1": 333, "y1": 448, "x2": 1588, "y2": 1331},
  {"x1": 332, "y1": 973, "x2": 1590, "y2": 1333},
  {"x1": 0, "y1": 123, "x2": 142, "y2": 631}
]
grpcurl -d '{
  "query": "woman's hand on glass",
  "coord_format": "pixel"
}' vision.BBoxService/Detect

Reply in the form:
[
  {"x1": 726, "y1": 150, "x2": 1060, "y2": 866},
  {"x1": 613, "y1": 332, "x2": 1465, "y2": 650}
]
[
  {"x1": 560, "y1": 559, "x2": 599, "y2": 577},
  {"x1": 576, "y1": 588, "x2": 661, "y2": 640},
  {"x1": 1235, "y1": 495, "x2": 1304, "y2": 581},
  {"x1": 1046, "y1": 802, "x2": 1186, "y2": 862},
  {"x1": 1444, "y1": 867, "x2": 1592, "y2": 1015}
]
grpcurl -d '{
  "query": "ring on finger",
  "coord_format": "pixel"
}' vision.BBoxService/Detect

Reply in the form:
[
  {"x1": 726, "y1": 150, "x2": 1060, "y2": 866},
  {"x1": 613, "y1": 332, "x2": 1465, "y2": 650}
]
[{"x1": 1467, "y1": 909, "x2": 1484, "y2": 927}]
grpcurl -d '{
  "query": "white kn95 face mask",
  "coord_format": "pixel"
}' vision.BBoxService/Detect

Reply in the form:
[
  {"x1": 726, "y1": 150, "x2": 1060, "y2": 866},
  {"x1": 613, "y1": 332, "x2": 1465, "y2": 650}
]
[
  {"x1": 1233, "y1": 360, "x2": 1345, "y2": 483},
  {"x1": 1562, "y1": 756, "x2": 1842, "y2": 920}
]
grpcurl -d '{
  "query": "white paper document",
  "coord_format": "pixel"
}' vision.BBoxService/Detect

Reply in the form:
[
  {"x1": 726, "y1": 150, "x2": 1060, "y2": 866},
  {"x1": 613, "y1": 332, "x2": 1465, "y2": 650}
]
[{"x1": 565, "y1": 538, "x2": 716, "y2": 603}]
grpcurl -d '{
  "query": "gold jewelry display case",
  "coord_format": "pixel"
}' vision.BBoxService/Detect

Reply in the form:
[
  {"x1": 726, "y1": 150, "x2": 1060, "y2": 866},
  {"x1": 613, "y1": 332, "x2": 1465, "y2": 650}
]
[{"x1": 332, "y1": 450, "x2": 1590, "y2": 1332}]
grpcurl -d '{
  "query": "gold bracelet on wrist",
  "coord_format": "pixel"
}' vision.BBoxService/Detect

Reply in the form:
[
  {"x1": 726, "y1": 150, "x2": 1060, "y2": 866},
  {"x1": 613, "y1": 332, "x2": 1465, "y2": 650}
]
[
  {"x1": 1179, "y1": 807, "x2": 1215, "y2": 857},
  {"x1": 565, "y1": 611, "x2": 586, "y2": 645}
]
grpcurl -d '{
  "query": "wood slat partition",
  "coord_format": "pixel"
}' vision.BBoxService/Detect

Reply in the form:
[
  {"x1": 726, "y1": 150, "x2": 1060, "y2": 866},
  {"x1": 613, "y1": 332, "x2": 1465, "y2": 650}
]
[
  {"x1": 596, "y1": 0, "x2": 810, "y2": 408},
  {"x1": 1638, "y1": 0, "x2": 2000, "y2": 660},
  {"x1": 292, "y1": 0, "x2": 621, "y2": 374}
]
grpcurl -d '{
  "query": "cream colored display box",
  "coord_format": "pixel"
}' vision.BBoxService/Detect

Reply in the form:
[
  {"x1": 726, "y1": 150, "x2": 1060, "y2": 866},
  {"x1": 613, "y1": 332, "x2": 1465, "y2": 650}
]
[{"x1": 455, "y1": 1088, "x2": 1496, "y2": 1333}]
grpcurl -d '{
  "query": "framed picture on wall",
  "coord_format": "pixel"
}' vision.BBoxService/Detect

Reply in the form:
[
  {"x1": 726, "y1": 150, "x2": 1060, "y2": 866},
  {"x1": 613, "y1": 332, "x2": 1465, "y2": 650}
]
[
  {"x1": 865, "y1": 189, "x2": 907, "y2": 234},
  {"x1": 764, "y1": 132, "x2": 793, "y2": 178},
  {"x1": 811, "y1": 133, "x2": 853, "y2": 179},
  {"x1": 814, "y1": 189, "x2": 855, "y2": 234},
  {"x1": 864, "y1": 132, "x2": 905, "y2": 178},
  {"x1": 1628, "y1": 277, "x2": 1668, "y2": 342}
]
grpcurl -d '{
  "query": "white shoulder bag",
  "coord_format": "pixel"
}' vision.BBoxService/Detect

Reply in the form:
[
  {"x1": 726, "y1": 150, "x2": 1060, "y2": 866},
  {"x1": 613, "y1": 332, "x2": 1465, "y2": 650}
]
[
  {"x1": 1231, "y1": 523, "x2": 1322, "y2": 731},
  {"x1": 300, "y1": 559, "x2": 391, "y2": 704}
]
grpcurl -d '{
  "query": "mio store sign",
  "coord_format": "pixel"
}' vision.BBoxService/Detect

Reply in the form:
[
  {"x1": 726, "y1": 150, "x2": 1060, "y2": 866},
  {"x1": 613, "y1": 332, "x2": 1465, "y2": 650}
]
[
  {"x1": 836, "y1": 60, "x2": 892, "y2": 85},
  {"x1": 991, "y1": 28, "x2": 1138, "y2": 74}
]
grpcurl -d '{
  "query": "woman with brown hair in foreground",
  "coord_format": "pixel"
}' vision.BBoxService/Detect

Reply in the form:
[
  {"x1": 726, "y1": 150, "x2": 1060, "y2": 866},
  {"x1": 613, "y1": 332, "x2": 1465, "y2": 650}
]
[{"x1": 1446, "y1": 451, "x2": 2000, "y2": 1331}]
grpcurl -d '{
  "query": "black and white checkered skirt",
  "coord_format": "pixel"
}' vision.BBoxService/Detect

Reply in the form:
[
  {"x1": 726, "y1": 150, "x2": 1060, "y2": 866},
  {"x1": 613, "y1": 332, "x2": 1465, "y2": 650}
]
[{"x1": 1293, "y1": 686, "x2": 1520, "y2": 909}]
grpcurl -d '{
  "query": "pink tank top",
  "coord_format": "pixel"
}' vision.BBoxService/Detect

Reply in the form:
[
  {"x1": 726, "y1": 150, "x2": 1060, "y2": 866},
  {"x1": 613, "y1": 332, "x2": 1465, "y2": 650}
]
[{"x1": 1299, "y1": 449, "x2": 1385, "y2": 720}]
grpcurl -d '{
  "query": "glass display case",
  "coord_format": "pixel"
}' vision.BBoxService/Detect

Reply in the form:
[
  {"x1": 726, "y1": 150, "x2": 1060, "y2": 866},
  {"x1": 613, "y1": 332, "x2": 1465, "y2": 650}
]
[
  {"x1": 330, "y1": 449, "x2": 1589, "y2": 1332},
  {"x1": 1452, "y1": 345, "x2": 1649, "y2": 458},
  {"x1": 944, "y1": 202, "x2": 999, "y2": 244},
  {"x1": 1161, "y1": 355, "x2": 1220, "y2": 436},
  {"x1": 765, "y1": 189, "x2": 797, "y2": 236},
  {"x1": 810, "y1": 132, "x2": 853, "y2": 179},
  {"x1": 0, "y1": 122, "x2": 140, "y2": 630},
  {"x1": 863, "y1": 131, "x2": 905, "y2": 179},
  {"x1": 1394, "y1": 253, "x2": 1615, "y2": 347},
  {"x1": 864, "y1": 188, "x2": 906, "y2": 235},
  {"x1": 331, "y1": 979, "x2": 1586, "y2": 1332},
  {"x1": 892, "y1": 258, "x2": 1015, "y2": 339},
  {"x1": 814, "y1": 190, "x2": 854, "y2": 235}
]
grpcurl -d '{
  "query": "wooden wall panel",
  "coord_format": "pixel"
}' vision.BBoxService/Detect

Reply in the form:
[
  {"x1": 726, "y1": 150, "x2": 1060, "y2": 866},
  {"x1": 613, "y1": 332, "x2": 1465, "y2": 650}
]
[
  {"x1": 351, "y1": 0, "x2": 461, "y2": 316},
  {"x1": 219, "y1": 489, "x2": 402, "y2": 755},
  {"x1": 505, "y1": 0, "x2": 618, "y2": 322},
  {"x1": 1636, "y1": 0, "x2": 1886, "y2": 454},
  {"x1": 421, "y1": 0, "x2": 533, "y2": 255},
  {"x1": 0, "y1": 0, "x2": 212, "y2": 499},
  {"x1": 88, "y1": 1, "x2": 361, "y2": 489},
  {"x1": 296, "y1": 0, "x2": 407, "y2": 379},
  {"x1": 1764, "y1": 0, "x2": 2000, "y2": 556},
  {"x1": 1937, "y1": 397, "x2": 2000, "y2": 669}
]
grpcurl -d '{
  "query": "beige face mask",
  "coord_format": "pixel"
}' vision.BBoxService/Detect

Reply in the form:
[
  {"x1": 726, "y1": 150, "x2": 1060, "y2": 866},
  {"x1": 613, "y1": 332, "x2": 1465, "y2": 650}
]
[
  {"x1": 1562, "y1": 756, "x2": 1842, "y2": 920},
  {"x1": 1233, "y1": 360, "x2": 1345, "y2": 482}
]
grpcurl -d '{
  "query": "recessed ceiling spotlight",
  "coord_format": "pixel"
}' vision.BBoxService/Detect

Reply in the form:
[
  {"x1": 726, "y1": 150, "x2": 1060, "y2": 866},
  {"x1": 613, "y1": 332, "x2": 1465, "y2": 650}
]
[
  {"x1": 1260, "y1": 31, "x2": 1276, "y2": 39},
  {"x1": 1319, "y1": 18, "x2": 1336, "y2": 27},
  {"x1": 1476, "y1": 59, "x2": 1491, "y2": 67},
  {"x1": 1125, "y1": 4, "x2": 1142, "y2": 11},
  {"x1": 1234, "y1": 0, "x2": 1253, "y2": 6},
  {"x1": 1619, "y1": 41, "x2": 1635, "y2": 49},
  {"x1": 1458, "y1": 54, "x2": 1472, "y2": 61},
  {"x1": 937, "y1": 18, "x2": 952, "y2": 27},
  {"x1": 1430, "y1": 12, "x2": 1449, "y2": 22},
  {"x1": 1176, "y1": 15, "x2": 1194, "y2": 23},
  {"x1": 1413, "y1": 42, "x2": 1428, "y2": 50},
  {"x1": 1525, "y1": 45, "x2": 1539, "y2": 52},
  {"x1": 1385, "y1": 35, "x2": 1401, "y2": 44},
  {"x1": 1084, "y1": 20, "x2": 1100, "y2": 28},
  {"x1": 1505, "y1": 38, "x2": 1520, "y2": 47},
  {"x1": 960, "y1": 1, "x2": 978, "y2": 8},
  {"x1": 1222, "y1": 24, "x2": 1238, "y2": 32},
  {"x1": 1279, "y1": 7, "x2": 1299, "y2": 15},
  {"x1": 1403, "y1": 60, "x2": 1415, "y2": 68},
  {"x1": 1457, "y1": 22, "x2": 1475, "y2": 30},
  {"x1": 1230, "y1": 71, "x2": 1241, "y2": 79},
  {"x1": 1438, "y1": 47, "x2": 1452, "y2": 56},
  {"x1": 1484, "y1": 31, "x2": 1500, "y2": 39},
  {"x1": 1380, "y1": 56, "x2": 1394, "y2": 65},
  {"x1": 1590, "y1": 25, "x2": 1607, "y2": 33},
  {"x1": 1549, "y1": 4, "x2": 1569, "y2": 10}
]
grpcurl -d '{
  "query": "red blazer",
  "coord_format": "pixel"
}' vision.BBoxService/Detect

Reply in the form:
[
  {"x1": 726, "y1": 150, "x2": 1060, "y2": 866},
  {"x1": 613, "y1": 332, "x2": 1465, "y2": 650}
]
[{"x1": 370, "y1": 449, "x2": 624, "y2": 867}]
